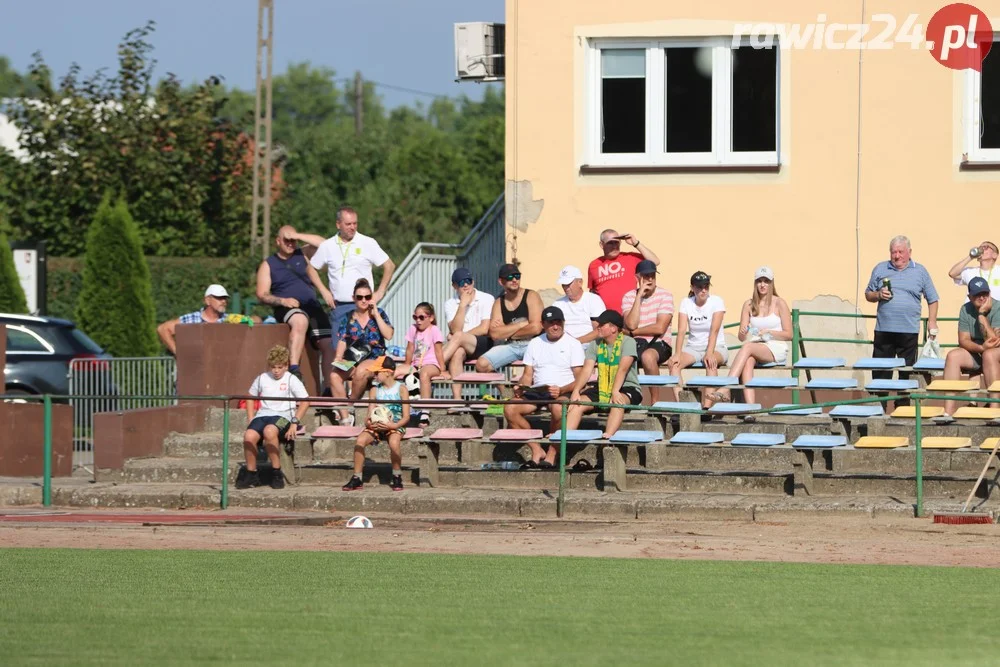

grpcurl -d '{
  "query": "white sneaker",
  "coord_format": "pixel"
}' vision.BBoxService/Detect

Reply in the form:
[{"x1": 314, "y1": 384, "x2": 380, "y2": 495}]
[{"x1": 340, "y1": 414, "x2": 355, "y2": 427}]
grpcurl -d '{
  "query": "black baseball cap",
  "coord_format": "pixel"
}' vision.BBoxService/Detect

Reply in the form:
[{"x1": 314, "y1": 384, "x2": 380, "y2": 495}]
[
  {"x1": 636, "y1": 259, "x2": 658, "y2": 276},
  {"x1": 690, "y1": 271, "x2": 711, "y2": 287},
  {"x1": 541, "y1": 306, "x2": 565, "y2": 322},
  {"x1": 596, "y1": 309, "x2": 624, "y2": 328},
  {"x1": 498, "y1": 263, "x2": 520, "y2": 279}
]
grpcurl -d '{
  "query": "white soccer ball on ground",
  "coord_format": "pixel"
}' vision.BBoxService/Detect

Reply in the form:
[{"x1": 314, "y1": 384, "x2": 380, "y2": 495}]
[
  {"x1": 369, "y1": 405, "x2": 393, "y2": 424},
  {"x1": 346, "y1": 515, "x2": 374, "y2": 529}
]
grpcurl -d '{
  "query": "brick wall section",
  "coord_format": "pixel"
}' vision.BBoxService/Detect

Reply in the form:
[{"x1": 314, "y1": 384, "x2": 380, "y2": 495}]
[{"x1": 0, "y1": 402, "x2": 72, "y2": 476}]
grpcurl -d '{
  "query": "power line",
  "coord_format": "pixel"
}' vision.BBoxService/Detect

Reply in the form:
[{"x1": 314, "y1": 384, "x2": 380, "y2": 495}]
[{"x1": 337, "y1": 77, "x2": 486, "y2": 103}]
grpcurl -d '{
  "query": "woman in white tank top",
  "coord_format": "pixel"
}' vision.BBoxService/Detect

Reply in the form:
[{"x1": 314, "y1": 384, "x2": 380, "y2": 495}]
[{"x1": 708, "y1": 267, "x2": 792, "y2": 415}]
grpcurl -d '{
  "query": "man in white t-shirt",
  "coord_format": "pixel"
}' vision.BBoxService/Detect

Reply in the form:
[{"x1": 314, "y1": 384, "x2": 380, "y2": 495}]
[
  {"x1": 554, "y1": 265, "x2": 604, "y2": 344},
  {"x1": 622, "y1": 260, "x2": 675, "y2": 403},
  {"x1": 504, "y1": 306, "x2": 585, "y2": 467},
  {"x1": 296, "y1": 206, "x2": 396, "y2": 343},
  {"x1": 441, "y1": 267, "x2": 496, "y2": 400},
  {"x1": 948, "y1": 240, "x2": 1000, "y2": 300}
]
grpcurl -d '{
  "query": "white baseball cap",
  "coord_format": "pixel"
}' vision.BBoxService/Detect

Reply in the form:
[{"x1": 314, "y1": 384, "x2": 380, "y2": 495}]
[
  {"x1": 558, "y1": 265, "x2": 583, "y2": 285},
  {"x1": 754, "y1": 266, "x2": 775, "y2": 281},
  {"x1": 204, "y1": 284, "x2": 230, "y2": 298}
]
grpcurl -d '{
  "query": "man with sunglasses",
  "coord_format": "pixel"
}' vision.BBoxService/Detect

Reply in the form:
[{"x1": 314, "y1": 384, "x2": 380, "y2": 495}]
[
  {"x1": 156, "y1": 284, "x2": 230, "y2": 355},
  {"x1": 255, "y1": 226, "x2": 336, "y2": 383},
  {"x1": 587, "y1": 229, "x2": 660, "y2": 315},
  {"x1": 441, "y1": 268, "x2": 495, "y2": 400},
  {"x1": 475, "y1": 263, "x2": 543, "y2": 372},
  {"x1": 948, "y1": 240, "x2": 1000, "y2": 299}
]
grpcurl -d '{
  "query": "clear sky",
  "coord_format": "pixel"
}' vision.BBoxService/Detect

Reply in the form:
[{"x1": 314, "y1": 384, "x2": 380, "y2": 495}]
[{"x1": 0, "y1": 0, "x2": 505, "y2": 108}]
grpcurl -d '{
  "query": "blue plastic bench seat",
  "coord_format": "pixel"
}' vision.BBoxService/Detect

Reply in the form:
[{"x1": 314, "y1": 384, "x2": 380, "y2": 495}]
[
  {"x1": 708, "y1": 402, "x2": 762, "y2": 414},
  {"x1": 547, "y1": 429, "x2": 603, "y2": 442},
  {"x1": 853, "y1": 357, "x2": 905, "y2": 369},
  {"x1": 651, "y1": 401, "x2": 702, "y2": 413},
  {"x1": 769, "y1": 403, "x2": 824, "y2": 416},
  {"x1": 865, "y1": 379, "x2": 919, "y2": 391},
  {"x1": 746, "y1": 377, "x2": 799, "y2": 388},
  {"x1": 760, "y1": 362, "x2": 786, "y2": 368},
  {"x1": 792, "y1": 434, "x2": 848, "y2": 448},
  {"x1": 805, "y1": 378, "x2": 858, "y2": 390},
  {"x1": 638, "y1": 374, "x2": 680, "y2": 386},
  {"x1": 794, "y1": 357, "x2": 847, "y2": 369},
  {"x1": 731, "y1": 433, "x2": 786, "y2": 446},
  {"x1": 912, "y1": 357, "x2": 946, "y2": 371},
  {"x1": 670, "y1": 431, "x2": 724, "y2": 444},
  {"x1": 609, "y1": 430, "x2": 664, "y2": 443},
  {"x1": 685, "y1": 376, "x2": 740, "y2": 387},
  {"x1": 829, "y1": 405, "x2": 884, "y2": 417}
]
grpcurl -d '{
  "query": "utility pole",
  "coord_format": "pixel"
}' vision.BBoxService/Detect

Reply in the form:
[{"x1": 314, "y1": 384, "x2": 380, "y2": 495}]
[
  {"x1": 250, "y1": 0, "x2": 275, "y2": 259},
  {"x1": 354, "y1": 71, "x2": 363, "y2": 136}
]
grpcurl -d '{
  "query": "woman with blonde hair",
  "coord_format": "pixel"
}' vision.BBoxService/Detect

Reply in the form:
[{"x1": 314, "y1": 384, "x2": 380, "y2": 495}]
[{"x1": 708, "y1": 267, "x2": 792, "y2": 417}]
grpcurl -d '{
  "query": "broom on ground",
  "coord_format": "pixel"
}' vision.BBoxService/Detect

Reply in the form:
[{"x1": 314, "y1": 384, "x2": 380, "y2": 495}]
[{"x1": 932, "y1": 437, "x2": 999, "y2": 525}]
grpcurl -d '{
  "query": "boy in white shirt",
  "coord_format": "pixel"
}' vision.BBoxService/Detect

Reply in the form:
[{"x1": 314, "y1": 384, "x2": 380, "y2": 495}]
[{"x1": 238, "y1": 345, "x2": 310, "y2": 490}]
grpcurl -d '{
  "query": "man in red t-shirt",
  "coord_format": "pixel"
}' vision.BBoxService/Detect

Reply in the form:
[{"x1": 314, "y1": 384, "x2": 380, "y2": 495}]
[{"x1": 587, "y1": 229, "x2": 661, "y2": 314}]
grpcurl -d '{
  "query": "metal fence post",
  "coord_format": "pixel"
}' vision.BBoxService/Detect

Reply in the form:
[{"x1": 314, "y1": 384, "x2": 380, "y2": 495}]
[
  {"x1": 556, "y1": 404, "x2": 568, "y2": 518},
  {"x1": 791, "y1": 309, "x2": 800, "y2": 404},
  {"x1": 43, "y1": 394, "x2": 52, "y2": 508},
  {"x1": 221, "y1": 398, "x2": 230, "y2": 510},
  {"x1": 914, "y1": 397, "x2": 923, "y2": 518}
]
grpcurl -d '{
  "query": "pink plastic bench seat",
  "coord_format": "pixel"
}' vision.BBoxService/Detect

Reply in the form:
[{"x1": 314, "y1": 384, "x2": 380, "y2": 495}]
[
  {"x1": 490, "y1": 429, "x2": 544, "y2": 441},
  {"x1": 403, "y1": 428, "x2": 424, "y2": 439},
  {"x1": 453, "y1": 372, "x2": 506, "y2": 382},
  {"x1": 430, "y1": 427, "x2": 484, "y2": 440},
  {"x1": 311, "y1": 425, "x2": 363, "y2": 438}
]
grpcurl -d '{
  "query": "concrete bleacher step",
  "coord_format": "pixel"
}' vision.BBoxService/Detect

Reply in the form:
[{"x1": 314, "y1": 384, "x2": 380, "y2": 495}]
[
  {"x1": 811, "y1": 474, "x2": 981, "y2": 497},
  {"x1": 122, "y1": 457, "x2": 240, "y2": 484},
  {"x1": 162, "y1": 432, "x2": 245, "y2": 458}
]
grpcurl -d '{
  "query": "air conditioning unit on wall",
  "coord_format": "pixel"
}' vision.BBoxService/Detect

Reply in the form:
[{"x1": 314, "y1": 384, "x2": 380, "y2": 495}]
[{"x1": 454, "y1": 22, "x2": 505, "y2": 82}]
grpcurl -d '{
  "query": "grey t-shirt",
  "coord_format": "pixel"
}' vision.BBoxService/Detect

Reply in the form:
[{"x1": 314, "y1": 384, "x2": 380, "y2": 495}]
[
  {"x1": 958, "y1": 299, "x2": 1000, "y2": 345},
  {"x1": 584, "y1": 335, "x2": 640, "y2": 391}
]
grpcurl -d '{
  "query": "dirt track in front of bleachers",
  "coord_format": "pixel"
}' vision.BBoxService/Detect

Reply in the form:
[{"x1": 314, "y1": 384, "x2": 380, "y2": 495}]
[{"x1": 2, "y1": 512, "x2": 999, "y2": 567}]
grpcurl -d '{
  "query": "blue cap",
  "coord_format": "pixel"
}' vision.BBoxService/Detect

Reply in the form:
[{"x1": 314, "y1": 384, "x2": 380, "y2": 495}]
[
  {"x1": 969, "y1": 276, "x2": 990, "y2": 296},
  {"x1": 451, "y1": 267, "x2": 473, "y2": 284}
]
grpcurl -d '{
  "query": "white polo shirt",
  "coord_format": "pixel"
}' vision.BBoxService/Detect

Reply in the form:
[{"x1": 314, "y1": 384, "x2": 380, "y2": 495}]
[
  {"x1": 444, "y1": 289, "x2": 495, "y2": 333},
  {"x1": 554, "y1": 292, "x2": 606, "y2": 339},
  {"x1": 310, "y1": 232, "x2": 389, "y2": 303}
]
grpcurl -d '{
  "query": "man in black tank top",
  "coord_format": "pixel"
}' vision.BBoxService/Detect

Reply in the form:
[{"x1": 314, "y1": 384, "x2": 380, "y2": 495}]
[{"x1": 476, "y1": 263, "x2": 544, "y2": 372}]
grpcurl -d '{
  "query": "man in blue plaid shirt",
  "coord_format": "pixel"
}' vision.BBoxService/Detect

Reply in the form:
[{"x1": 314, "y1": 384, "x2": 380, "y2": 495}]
[{"x1": 157, "y1": 284, "x2": 230, "y2": 355}]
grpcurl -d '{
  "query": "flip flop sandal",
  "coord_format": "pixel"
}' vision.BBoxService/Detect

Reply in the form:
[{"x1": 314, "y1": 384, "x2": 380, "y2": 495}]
[
  {"x1": 538, "y1": 461, "x2": 555, "y2": 469},
  {"x1": 519, "y1": 460, "x2": 539, "y2": 470},
  {"x1": 708, "y1": 392, "x2": 731, "y2": 403}
]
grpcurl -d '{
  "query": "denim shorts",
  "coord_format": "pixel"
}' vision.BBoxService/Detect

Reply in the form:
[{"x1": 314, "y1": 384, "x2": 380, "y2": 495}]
[{"x1": 481, "y1": 339, "x2": 530, "y2": 370}]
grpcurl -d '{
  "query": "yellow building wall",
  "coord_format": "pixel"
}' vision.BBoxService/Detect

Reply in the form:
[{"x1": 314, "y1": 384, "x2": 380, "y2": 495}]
[{"x1": 504, "y1": 0, "x2": 1000, "y2": 342}]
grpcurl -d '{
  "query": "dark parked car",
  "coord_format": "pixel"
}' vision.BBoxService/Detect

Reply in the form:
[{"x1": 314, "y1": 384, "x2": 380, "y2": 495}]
[{"x1": 2, "y1": 314, "x2": 111, "y2": 398}]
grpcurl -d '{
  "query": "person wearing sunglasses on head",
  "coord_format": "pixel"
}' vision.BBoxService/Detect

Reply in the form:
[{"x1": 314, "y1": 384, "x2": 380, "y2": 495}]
[
  {"x1": 255, "y1": 226, "x2": 336, "y2": 385},
  {"x1": 329, "y1": 278, "x2": 394, "y2": 425},
  {"x1": 587, "y1": 228, "x2": 661, "y2": 316},
  {"x1": 475, "y1": 263, "x2": 544, "y2": 373},
  {"x1": 441, "y1": 268, "x2": 496, "y2": 400}
]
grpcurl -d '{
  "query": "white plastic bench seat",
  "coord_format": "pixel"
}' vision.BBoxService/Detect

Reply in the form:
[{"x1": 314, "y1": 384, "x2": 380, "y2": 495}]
[
  {"x1": 638, "y1": 374, "x2": 680, "y2": 386},
  {"x1": 853, "y1": 357, "x2": 906, "y2": 369},
  {"x1": 805, "y1": 378, "x2": 858, "y2": 390},
  {"x1": 770, "y1": 404, "x2": 824, "y2": 416},
  {"x1": 865, "y1": 379, "x2": 919, "y2": 391},
  {"x1": 792, "y1": 434, "x2": 848, "y2": 448},
  {"x1": 651, "y1": 401, "x2": 702, "y2": 413},
  {"x1": 547, "y1": 430, "x2": 604, "y2": 442},
  {"x1": 745, "y1": 377, "x2": 798, "y2": 388},
  {"x1": 669, "y1": 431, "x2": 724, "y2": 444},
  {"x1": 794, "y1": 357, "x2": 847, "y2": 369},
  {"x1": 608, "y1": 430, "x2": 664, "y2": 443},
  {"x1": 686, "y1": 376, "x2": 740, "y2": 387},
  {"x1": 731, "y1": 433, "x2": 786, "y2": 446},
  {"x1": 829, "y1": 405, "x2": 884, "y2": 417}
]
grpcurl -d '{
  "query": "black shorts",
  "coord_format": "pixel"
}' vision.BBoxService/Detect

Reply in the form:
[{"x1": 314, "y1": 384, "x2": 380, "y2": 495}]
[
  {"x1": 471, "y1": 334, "x2": 493, "y2": 360},
  {"x1": 247, "y1": 415, "x2": 293, "y2": 441},
  {"x1": 635, "y1": 338, "x2": 672, "y2": 365},
  {"x1": 274, "y1": 301, "x2": 332, "y2": 345},
  {"x1": 582, "y1": 386, "x2": 644, "y2": 412}
]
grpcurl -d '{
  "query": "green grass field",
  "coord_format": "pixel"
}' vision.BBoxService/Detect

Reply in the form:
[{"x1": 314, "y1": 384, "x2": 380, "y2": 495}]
[{"x1": 1, "y1": 549, "x2": 997, "y2": 665}]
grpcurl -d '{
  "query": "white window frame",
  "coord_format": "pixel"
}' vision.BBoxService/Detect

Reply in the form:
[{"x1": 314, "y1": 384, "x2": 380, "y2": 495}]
[
  {"x1": 585, "y1": 37, "x2": 780, "y2": 169},
  {"x1": 5, "y1": 325, "x2": 54, "y2": 355},
  {"x1": 964, "y1": 33, "x2": 1000, "y2": 163}
]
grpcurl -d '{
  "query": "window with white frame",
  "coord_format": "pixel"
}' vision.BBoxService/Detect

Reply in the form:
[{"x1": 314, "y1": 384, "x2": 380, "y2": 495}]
[
  {"x1": 587, "y1": 38, "x2": 779, "y2": 169},
  {"x1": 964, "y1": 35, "x2": 1000, "y2": 163}
]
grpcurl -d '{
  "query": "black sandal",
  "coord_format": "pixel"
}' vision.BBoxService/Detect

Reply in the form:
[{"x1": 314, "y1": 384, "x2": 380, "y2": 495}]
[
  {"x1": 520, "y1": 460, "x2": 539, "y2": 470},
  {"x1": 572, "y1": 459, "x2": 593, "y2": 472}
]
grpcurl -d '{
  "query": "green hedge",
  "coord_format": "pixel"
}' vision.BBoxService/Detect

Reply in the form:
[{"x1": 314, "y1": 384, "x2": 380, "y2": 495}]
[{"x1": 49, "y1": 255, "x2": 267, "y2": 328}]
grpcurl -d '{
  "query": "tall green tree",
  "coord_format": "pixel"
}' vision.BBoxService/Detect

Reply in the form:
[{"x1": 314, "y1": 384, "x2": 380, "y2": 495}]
[
  {"x1": 0, "y1": 231, "x2": 28, "y2": 314},
  {"x1": 76, "y1": 195, "x2": 158, "y2": 356}
]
